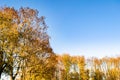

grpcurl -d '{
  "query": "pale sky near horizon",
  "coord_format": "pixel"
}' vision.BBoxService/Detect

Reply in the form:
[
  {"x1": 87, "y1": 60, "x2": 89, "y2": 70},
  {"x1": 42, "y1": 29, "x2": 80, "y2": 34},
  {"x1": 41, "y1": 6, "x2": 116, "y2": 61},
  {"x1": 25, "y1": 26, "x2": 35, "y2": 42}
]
[{"x1": 0, "y1": 0, "x2": 120, "y2": 58}]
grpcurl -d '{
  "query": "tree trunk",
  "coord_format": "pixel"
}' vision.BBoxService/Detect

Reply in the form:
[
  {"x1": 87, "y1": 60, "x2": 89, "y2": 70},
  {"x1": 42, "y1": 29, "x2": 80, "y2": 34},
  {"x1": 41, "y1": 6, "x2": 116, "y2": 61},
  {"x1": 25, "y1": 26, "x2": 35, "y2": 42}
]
[
  {"x1": 10, "y1": 76, "x2": 15, "y2": 80},
  {"x1": 0, "y1": 73, "x2": 1, "y2": 79},
  {"x1": 10, "y1": 74, "x2": 16, "y2": 80},
  {"x1": 10, "y1": 76, "x2": 13, "y2": 80}
]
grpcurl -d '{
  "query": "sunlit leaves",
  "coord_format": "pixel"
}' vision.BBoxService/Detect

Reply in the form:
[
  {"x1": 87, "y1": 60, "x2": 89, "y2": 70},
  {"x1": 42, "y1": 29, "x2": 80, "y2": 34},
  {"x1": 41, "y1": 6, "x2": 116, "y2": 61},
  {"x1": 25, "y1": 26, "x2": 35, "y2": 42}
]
[
  {"x1": 56, "y1": 54, "x2": 120, "y2": 80},
  {"x1": 0, "y1": 6, "x2": 56, "y2": 80}
]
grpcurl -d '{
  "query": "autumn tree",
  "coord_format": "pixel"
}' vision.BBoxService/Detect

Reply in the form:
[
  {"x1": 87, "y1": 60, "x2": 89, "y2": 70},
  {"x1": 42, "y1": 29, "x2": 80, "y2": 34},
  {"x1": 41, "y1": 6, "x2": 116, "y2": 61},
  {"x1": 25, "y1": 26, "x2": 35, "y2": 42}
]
[
  {"x1": 56, "y1": 55, "x2": 120, "y2": 80},
  {"x1": 0, "y1": 7, "x2": 19, "y2": 80},
  {"x1": 61, "y1": 54, "x2": 72, "y2": 80},
  {"x1": 0, "y1": 6, "x2": 56, "y2": 80},
  {"x1": 69, "y1": 56, "x2": 79, "y2": 80},
  {"x1": 16, "y1": 7, "x2": 57, "y2": 80},
  {"x1": 77, "y1": 56, "x2": 88, "y2": 80}
]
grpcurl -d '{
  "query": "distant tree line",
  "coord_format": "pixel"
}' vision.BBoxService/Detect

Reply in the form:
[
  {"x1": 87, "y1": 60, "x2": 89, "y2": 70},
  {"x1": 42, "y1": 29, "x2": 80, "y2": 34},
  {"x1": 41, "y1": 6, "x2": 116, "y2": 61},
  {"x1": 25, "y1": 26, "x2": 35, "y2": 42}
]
[{"x1": 56, "y1": 54, "x2": 120, "y2": 80}]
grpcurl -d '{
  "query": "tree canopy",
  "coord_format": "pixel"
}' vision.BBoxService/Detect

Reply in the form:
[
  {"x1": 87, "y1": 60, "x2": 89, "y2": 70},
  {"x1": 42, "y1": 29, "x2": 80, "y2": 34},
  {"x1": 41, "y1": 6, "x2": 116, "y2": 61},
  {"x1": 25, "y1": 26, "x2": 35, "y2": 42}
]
[{"x1": 0, "y1": 7, "x2": 57, "y2": 80}]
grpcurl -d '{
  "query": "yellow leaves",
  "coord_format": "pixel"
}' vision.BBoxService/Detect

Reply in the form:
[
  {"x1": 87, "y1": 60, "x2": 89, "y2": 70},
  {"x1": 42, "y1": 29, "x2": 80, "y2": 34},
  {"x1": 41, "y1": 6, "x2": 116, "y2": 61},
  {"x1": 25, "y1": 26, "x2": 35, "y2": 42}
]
[
  {"x1": 57, "y1": 55, "x2": 120, "y2": 80},
  {"x1": 2, "y1": 7, "x2": 18, "y2": 19},
  {"x1": 61, "y1": 54, "x2": 71, "y2": 71},
  {"x1": 0, "y1": 6, "x2": 56, "y2": 80},
  {"x1": 0, "y1": 11, "x2": 18, "y2": 43}
]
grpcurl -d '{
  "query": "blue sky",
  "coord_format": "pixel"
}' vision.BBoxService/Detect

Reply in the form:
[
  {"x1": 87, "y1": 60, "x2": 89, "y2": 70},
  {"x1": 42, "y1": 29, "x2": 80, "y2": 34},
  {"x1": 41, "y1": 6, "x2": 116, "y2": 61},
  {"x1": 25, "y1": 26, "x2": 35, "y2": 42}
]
[{"x1": 1, "y1": 0, "x2": 120, "y2": 58}]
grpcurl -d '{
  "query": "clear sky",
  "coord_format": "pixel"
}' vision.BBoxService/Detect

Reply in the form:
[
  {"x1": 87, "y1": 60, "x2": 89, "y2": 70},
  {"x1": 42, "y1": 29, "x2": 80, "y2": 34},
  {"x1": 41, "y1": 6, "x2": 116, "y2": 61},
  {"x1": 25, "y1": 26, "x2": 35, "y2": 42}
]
[{"x1": 0, "y1": 0, "x2": 120, "y2": 58}]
